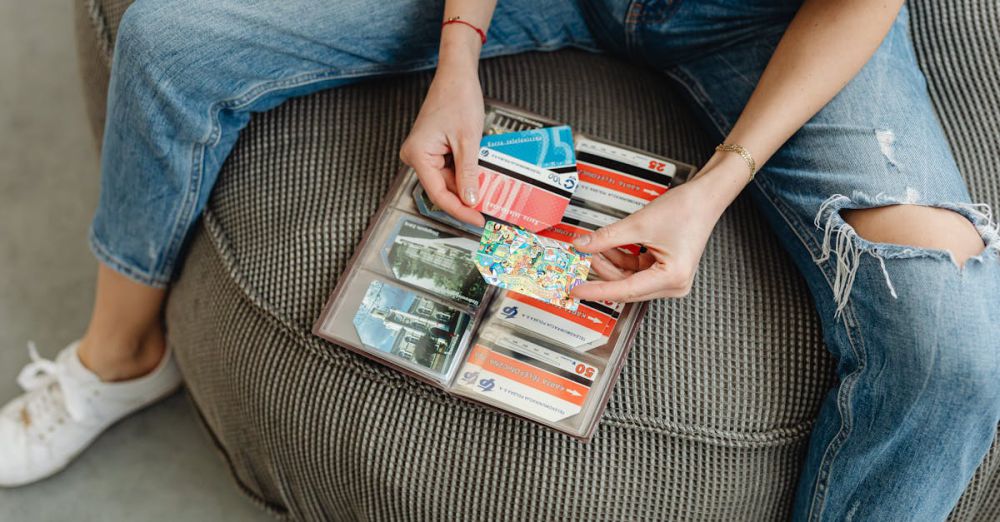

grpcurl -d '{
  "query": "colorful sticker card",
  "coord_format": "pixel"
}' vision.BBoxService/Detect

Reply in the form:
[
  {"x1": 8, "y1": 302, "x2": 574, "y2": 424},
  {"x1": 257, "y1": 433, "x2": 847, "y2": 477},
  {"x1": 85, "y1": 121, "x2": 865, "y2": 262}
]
[
  {"x1": 474, "y1": 221, "x2": 590, "y2": 311},
  {"x1": 474, "y1": 126, "x2": 578, "y2": 232}
]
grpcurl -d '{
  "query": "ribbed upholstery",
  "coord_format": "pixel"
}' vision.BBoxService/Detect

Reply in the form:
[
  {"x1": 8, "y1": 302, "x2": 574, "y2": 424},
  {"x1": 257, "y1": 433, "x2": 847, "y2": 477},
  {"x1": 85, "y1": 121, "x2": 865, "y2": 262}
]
[
  {"x1": 75, "y1": 0, "x2": 1000, "y2": 520},
  {"x1": 904, "y1": 5, "x2": 1000, "y2": 516}
]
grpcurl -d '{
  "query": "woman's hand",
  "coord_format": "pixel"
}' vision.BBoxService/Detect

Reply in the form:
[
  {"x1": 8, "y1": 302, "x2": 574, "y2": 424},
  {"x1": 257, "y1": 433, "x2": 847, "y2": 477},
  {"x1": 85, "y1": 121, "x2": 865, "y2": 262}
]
[
  {"x1": 400, "y1": 27, "x2": 487, "y2": 227},
  {"x1": 570, "y1": 154, "x2": 749, "y2": 302},
  {"x1": 567, "y1": 0, "x2": 907, "y2": 304}
]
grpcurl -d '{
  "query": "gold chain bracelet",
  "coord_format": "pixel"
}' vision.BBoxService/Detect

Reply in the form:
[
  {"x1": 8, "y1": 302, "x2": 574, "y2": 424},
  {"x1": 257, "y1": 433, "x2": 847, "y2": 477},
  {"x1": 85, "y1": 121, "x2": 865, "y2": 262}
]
[{"x1": 715, "y1": 143, "x2": 757, "y2": 183}]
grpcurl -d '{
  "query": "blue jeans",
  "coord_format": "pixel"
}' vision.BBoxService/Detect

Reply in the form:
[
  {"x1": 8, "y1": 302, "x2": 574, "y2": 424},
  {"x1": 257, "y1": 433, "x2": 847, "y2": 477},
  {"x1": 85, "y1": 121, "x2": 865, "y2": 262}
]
[{"x1": 93, "y1": 0, "x2": 1000, "y2": 519}]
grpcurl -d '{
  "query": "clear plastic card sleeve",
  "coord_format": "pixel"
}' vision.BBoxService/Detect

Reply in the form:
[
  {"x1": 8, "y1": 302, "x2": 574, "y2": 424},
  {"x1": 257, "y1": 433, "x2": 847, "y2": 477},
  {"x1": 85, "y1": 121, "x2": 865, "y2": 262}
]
[{"x1": 313, "y1": 102, "x2": 691, "y2": 441}]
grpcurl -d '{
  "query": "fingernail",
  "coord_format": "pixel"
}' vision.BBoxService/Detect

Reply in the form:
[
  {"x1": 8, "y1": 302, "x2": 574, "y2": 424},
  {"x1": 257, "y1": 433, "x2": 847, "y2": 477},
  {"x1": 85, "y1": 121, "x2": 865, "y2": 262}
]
[
  {"x1": 464, "y1": 188, "x2": 478, "y2": 206},
  {"x1": 574, "y1": 235, "x2": 591, "y2": 247}
]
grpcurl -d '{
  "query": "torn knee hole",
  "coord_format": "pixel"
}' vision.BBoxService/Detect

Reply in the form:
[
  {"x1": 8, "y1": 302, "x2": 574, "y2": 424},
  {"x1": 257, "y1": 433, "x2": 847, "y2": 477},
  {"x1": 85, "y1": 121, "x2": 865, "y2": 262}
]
[
  {"x1": 814, "y1": 196, "x2": 999, "y2": 317},
  {"x1": 842, "y1": 205, "x2": 985, "y2": 267}
]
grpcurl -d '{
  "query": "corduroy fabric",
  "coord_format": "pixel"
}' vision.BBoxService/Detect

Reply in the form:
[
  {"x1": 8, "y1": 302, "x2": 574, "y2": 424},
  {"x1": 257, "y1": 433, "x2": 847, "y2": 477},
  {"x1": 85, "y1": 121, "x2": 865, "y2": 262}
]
[{"x1": 74, "y1": 1, "x2": 1000, "y2": 520}]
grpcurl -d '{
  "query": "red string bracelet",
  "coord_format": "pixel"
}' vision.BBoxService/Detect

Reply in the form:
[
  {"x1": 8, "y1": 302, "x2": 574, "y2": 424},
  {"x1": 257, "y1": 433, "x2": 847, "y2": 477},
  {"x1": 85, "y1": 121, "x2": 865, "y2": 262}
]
[{"x1": 442, "y1": 16, "x2": 487, "y2": 45}]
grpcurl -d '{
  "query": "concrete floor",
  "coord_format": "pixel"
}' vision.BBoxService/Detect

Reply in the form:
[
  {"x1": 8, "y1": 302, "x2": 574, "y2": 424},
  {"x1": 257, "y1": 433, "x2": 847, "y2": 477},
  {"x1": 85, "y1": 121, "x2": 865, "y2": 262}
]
[{"x1": 0, "y1": 3, "x2": 270, "y2": 521}]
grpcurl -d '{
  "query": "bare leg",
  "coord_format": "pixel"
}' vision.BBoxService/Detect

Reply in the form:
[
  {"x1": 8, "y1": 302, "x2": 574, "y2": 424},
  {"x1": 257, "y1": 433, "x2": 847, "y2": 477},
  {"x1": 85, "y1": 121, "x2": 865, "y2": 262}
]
[
  {"x1": 76, "y1": 263, "x2": 167, "y2": 382},
  {"x1": 842, "y1": 204, "x2": 985, "y2": 266},
  {"x1": 0, "y1": 261, "x2": 181, "y2": 487}
]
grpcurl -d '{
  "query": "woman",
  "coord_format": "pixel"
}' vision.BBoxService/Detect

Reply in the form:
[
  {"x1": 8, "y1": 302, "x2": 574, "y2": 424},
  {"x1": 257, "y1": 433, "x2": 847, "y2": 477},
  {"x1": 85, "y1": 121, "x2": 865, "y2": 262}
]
[{"x1": 2, "y1": 0, "x2": 998, "y2": 519}]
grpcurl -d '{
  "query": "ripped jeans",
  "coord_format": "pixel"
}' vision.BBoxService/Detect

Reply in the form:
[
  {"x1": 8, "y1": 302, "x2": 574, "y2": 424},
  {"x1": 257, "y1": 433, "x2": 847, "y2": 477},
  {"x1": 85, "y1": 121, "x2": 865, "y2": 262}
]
[{"x1": 91, "y1": 0, "x2": 1000, "y2": 519}]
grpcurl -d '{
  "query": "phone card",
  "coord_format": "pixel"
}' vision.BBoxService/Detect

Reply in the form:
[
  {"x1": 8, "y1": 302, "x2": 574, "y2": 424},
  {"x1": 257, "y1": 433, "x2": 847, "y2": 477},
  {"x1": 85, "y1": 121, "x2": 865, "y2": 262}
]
[
  {"x1": 574, "y1": 136, "x2": 676, "y2": 215},
  {"x1": 456, "y1": 330, "x2": 599, "y2": 423},
  {"x1": 475, "y1": 127, "x2": 578, "y2": 232},
  {"x1": 495, "y1": 291, "x2": 624, "y2": 351},
  {"x1": 352, "y1": 280, "x2": 471, "y2": 379},
  {"x1": 381, "y1": 217, "x2": 487, "y2": 309},
  {"x1": 475, "y1": 222, "x2": 590, "y2": 311}
]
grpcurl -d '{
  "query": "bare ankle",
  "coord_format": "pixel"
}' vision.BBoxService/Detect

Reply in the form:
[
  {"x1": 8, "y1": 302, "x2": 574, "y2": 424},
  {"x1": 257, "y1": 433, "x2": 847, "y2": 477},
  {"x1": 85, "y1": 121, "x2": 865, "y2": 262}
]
[{"x1": 77, "y1": 327, "x2": 166, "y2": 382}]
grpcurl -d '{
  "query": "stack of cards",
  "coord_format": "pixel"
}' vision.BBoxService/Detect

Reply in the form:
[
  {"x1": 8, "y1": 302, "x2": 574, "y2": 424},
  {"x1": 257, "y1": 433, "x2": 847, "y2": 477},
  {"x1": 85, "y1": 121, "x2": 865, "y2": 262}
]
[
  {"x1": 454, "y1": 325, "x2": 601, "y2": 423},
  {"x1": 467, "y1": 125, "x2": 590, "y2": 314},
  {"x1": 492, "y1": 291, "x2": 624, "y2": 352},
  {"x1": 574, "y1": 135, "x2": 685, "y2": 216},
  {"x1": 314, "y1": 101, "x2": 695, "y2": 440},
  {"x1": 474, "y1": 126, "x2": 578, "y2": 233}
]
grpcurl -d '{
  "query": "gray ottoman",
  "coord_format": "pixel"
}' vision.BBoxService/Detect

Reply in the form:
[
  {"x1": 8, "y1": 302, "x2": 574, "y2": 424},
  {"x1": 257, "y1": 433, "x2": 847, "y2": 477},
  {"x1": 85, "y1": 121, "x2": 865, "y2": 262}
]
[{"x1": 76, "y1": 0, "x2": 1000, "y2": 520}]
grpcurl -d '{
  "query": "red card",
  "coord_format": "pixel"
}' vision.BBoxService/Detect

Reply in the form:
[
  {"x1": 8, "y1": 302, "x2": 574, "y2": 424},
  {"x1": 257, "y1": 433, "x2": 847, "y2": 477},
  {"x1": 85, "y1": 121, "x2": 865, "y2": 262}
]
[{"x1": 474, "y1": 147, "x2": 576, "y2": 233}]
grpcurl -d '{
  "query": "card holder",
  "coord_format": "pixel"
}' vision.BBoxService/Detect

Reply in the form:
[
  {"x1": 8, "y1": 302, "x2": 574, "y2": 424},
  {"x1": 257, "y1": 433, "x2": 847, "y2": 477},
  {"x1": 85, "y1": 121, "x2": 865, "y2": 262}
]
[
  {"x1": 315, "y1": 167, "x2": 645, "y2": 439},
  {"x1": 314, "y1": 102, "x2": 681, "y2": 440}
]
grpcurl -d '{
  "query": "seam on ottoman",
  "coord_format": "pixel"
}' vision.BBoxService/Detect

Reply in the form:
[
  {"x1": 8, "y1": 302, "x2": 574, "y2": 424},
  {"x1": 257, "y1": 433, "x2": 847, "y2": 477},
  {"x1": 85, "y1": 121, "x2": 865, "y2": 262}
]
[
  {"x1": 184, "y1": 390, "x2": 292, "y2": 520},
  {"x1": 601, "y1": 417, "x2": 814, "y2": 448}
]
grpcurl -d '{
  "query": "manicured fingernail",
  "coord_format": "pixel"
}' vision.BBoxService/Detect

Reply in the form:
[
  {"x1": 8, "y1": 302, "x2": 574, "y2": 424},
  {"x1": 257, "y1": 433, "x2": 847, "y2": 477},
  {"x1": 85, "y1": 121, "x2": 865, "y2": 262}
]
[
  {"x1": 464, "y1": 188, "x2": 478, "y2": 206},
  {"x1": 574, "y1": 235, "x2": 591, "y2": 247}
]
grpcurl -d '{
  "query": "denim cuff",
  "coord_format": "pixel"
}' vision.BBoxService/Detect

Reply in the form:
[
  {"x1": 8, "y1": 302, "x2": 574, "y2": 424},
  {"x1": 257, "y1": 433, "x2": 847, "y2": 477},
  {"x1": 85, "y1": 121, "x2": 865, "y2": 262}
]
[{"x1": 89, "y1": 228, "x2": 171, "y2": 289}]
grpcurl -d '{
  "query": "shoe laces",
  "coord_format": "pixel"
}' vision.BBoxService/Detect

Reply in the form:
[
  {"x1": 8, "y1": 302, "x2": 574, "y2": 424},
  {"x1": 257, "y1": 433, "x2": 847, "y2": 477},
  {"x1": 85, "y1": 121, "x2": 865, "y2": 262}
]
[{"x1": 15, "y1": 343, "x2": 87, "y2": 432}]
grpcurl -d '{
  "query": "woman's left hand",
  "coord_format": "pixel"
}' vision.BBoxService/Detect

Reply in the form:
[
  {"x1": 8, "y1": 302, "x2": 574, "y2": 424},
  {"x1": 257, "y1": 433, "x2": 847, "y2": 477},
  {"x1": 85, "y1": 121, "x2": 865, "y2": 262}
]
[{"x1": 570, "y1": 156, "x2": 748, "y2": 302}]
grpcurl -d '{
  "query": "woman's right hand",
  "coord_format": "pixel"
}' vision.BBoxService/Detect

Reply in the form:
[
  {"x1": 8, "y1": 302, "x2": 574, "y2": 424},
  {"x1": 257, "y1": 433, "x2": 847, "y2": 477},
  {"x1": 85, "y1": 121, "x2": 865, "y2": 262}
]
[{"x1": 400, "y1": 32, "x2": 487, "y2": 227}]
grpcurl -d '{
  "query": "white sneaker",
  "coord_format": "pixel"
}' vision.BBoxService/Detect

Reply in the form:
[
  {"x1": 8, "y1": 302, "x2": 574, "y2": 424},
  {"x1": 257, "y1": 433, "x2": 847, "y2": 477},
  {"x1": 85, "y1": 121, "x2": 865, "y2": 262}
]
[{"x1": 0, "y1": 341, "x2": 182, "y2": 487}]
